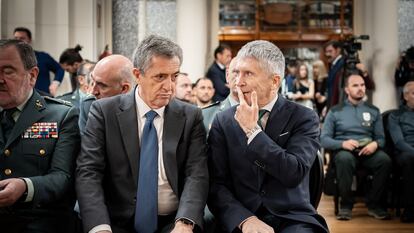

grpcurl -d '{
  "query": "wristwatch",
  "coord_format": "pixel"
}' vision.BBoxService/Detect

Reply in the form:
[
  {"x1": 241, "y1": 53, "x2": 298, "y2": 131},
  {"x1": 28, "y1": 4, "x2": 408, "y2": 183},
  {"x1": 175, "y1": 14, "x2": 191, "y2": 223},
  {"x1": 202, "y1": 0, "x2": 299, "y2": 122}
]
[{"x1": 246, "y1": 124, "x2": 261, "y2": 138}]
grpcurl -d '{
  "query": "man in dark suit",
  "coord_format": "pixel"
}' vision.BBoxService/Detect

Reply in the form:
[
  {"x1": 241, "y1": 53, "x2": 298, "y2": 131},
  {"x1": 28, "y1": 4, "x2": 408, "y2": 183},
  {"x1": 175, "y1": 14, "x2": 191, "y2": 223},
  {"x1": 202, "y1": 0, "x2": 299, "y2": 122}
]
[
  {"x1": 206, "y1": 44, "x2": 232, "y2": 102},
  {"x1": 76, "y1": 35, "x2": 209, "y2": 233},
  {"x1": 208, "y1": 40, "x2": 329, "y2": 233},
  {"x1": 0, "y1": 39, "x2": 80, "y2": 232}
]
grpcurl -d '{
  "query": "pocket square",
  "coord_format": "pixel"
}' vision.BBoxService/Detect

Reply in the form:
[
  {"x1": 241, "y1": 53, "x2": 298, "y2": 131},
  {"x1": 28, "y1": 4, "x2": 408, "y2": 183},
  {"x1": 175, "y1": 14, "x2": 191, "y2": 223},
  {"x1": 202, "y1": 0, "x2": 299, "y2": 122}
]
[{"x1": 279, "y1": 132, "x2": 289, "y2": 137}]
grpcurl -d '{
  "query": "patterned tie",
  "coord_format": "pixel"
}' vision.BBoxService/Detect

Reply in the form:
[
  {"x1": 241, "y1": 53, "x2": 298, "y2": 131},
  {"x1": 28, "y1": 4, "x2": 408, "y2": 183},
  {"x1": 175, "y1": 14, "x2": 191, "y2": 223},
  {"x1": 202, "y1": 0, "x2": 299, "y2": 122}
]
[
  {"x1": 1, "y1": 108, "x2": 18, "y2": 142},
  {"x1": 135, "y1": 110, "x2": 159, "y2": 233},
  {"x1": 258, "y1": 109, "x2": 269, "y2": 129}
]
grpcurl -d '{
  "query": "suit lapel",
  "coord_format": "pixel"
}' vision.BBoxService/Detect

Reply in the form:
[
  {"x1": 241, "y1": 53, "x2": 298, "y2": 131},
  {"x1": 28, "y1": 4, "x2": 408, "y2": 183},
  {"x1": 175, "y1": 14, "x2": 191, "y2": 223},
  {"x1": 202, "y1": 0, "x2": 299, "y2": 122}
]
[
  {"x1": 162, "y1": 99, "x2": 184, "y2": 195},
  {"x1": 5, "y1": 91, "x2": 46, "y2": 148},
  {"x1": 265, "y1": 96, "x2": 293, "y2": 141},
  {"x1": 117, "y1": 90, "x2": 140, "y2": 184}
]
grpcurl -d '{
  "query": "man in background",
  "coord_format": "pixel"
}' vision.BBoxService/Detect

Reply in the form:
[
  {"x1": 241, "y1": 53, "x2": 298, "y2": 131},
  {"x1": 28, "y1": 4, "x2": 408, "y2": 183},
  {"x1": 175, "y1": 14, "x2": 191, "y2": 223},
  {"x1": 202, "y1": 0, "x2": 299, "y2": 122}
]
[
  {"x1": 174, "y1": 72, "x2": 193, "y2": 103},
  {"x1": 202, "y1": 57, "x2": 239, "y2": 131},
  {"x1": 206, "y1": 44, "x2": 232, "y2": 102},
  {"x1": 321, "y1": 73, "x2": 391, "y2": 221},
  {"x1": 14, "y1": 27, "x2": 65, "y2": 96},
  {"x1": 78, "y1": 54, "x2": 135, "y2": 134},
  {"x1": 388, "y1": 80, "x2": 414, "y2": 222},
  {"x1": 194, "y1": 78, "x2": 215, "y2": 108}
]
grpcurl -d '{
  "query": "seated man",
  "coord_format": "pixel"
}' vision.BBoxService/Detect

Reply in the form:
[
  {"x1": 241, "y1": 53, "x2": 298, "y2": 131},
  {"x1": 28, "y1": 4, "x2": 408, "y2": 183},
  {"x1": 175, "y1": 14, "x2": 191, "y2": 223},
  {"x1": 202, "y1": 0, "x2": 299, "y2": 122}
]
[
  {"x1": 208, "y1": 40, "x2": 328, "y2": 233},
  {"x1": 0, "y1": 39, "x2": 80, "y2": 232},
  {"x1": 174, "y1": 72, "x2": 193, "y2": 103},
  {"x1": 388, "y1": 80, "x2": 414, "y2": 222},
  {"x1": 321, "y1": 72, "x2": 391, "y2": 220},
  {"x1": 194, "y1": 77, "x2": 215, "y2": 108}
]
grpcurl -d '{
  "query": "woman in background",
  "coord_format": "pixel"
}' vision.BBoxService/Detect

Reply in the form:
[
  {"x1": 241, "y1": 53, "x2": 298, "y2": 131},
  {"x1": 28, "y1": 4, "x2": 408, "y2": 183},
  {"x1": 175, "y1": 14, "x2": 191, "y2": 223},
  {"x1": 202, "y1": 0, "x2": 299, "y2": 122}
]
[
  {"x1": 312, "y1": 59, "x2": 328, "y2": 119},
  {"x1": 291, "y1": 63, "x2": 315, "y2": 110}
]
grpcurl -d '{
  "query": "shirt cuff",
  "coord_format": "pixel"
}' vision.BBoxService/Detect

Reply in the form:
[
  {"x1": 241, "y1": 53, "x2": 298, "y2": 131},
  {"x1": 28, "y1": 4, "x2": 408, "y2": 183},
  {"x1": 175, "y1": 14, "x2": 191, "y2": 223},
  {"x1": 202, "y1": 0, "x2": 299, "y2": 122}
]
[
  {"x1": 247, "y1": 128, "x2": 262, "y2": 145},
  {"x1": 51, "y1": 80, "x2": 61, "y2": 85},
  {"x1": 22, "y1": 178, "x2": 34, "y2": 202},
  {"x1": 89, "y1": 224, "x2": 112, "y2": 233},
  {"x1": 175, "y1": 217, "x2": 195, "y2": 229}
]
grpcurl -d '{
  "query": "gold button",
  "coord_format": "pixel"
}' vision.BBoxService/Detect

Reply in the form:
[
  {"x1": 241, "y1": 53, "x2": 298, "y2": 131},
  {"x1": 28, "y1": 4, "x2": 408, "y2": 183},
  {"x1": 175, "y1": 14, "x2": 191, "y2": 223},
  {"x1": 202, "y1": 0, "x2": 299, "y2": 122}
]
[
  {"x1": 39, "y1": 149, "x2": 46, "y2": 156},
  {"x1": 4, "y1": 149, "x2": 11, "y2": 156},
  {"x1": 4, "y1": 169, "x2": 12, "y2": 175}
]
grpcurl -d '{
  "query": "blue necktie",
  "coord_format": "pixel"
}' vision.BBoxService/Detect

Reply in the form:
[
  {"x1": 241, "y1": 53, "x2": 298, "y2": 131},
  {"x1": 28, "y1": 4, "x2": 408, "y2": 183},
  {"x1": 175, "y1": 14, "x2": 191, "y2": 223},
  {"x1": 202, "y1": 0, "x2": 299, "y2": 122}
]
[{"x1": 135, "y1": 110, "x2": 158, "y2": 233}]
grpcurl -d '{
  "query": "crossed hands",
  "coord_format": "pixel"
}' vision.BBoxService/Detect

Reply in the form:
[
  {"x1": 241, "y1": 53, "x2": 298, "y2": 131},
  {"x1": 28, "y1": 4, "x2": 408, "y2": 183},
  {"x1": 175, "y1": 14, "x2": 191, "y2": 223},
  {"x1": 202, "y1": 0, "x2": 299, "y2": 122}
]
[
  {"x1": 342, "y1": 139, "x2": 378, "y2": 156},
  {"x1": 234, "y1": 86, "x2": 259, "y2": 134}
]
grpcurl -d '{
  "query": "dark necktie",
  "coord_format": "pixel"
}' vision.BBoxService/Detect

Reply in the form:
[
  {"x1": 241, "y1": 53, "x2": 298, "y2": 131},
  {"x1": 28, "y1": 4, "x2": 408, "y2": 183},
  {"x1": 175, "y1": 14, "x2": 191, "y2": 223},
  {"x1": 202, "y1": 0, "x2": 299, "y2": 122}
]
[
  {"x1": 1, "y1": 108, "x2": 18, "y2": 142},
  {"x1": 258, "y1": 109, "x2": 269, "y2": 129},
  {"x1": 135, "y1": 110, "x2": 159, "y2": 233}
]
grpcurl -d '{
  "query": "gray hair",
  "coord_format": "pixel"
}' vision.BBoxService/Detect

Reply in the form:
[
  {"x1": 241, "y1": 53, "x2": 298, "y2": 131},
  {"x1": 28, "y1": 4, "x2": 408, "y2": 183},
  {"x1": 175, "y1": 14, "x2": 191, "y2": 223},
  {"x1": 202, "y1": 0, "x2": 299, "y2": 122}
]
[
  {"x1": 0, "y1": 39, "x2": 37, "y2": 70},
  {"x1": 132, "y1": 35, "x2": 183, "y2": 74},
  {"x1": 403, "y1": 80, "x2": 414, "y2": 93},
  {"x1": 237, "y1": 40, "x2": 285, "y2": 79}
]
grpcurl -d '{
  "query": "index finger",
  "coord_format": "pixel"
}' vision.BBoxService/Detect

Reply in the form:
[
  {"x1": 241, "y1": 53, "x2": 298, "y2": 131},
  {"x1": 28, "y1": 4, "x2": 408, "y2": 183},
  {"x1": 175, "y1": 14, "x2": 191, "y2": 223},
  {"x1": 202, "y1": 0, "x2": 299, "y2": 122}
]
[
  {"x1": 251, "y1": 90, "x2": 258, "y2": 110},
  {"x1": 236, "y1": 86, "x2": 247, "y2": 105}
]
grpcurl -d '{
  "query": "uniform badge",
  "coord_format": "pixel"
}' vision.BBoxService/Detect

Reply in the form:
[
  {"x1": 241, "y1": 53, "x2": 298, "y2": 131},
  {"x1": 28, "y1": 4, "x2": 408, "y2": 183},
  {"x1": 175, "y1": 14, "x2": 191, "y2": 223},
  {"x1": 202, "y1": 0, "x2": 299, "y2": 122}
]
[
  {"x1": 362, "y1": 112, "x2": 371, "y2": 127},
  {"x1": 21, "y1": 122, "x2": 58, "y2": 139},
  {"x1": 362, "y1": 112, "x2": 371, "y2": 121}
]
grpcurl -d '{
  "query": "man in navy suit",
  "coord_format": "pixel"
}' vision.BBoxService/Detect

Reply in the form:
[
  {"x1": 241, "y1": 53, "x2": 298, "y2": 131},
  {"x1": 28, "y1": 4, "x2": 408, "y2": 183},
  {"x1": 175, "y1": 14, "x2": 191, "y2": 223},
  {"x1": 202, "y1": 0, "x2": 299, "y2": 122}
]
[
  {"x1": 206, "y1": 44, "x2": 232, "y2": 102},
  {"x1": 208, "y1": 40, "x2": 329, "y2": 233}
]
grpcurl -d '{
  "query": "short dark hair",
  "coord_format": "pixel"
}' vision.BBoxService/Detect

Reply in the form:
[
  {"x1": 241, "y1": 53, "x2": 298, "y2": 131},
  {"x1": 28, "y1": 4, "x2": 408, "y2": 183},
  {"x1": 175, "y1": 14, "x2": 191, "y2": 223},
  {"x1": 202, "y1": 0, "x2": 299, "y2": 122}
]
[
  {"x1": 194, "y1": 77, "x2": 212, "y2": 87},
  {"x1": 132, "y1": 35, "x2": 183, "y2": 74},
  {"x1": 214, "y1": 44, "x2": 231, "y2": 59},
  {"x1": 0, "y1": 39, "x2": 37, "y2": 70},
  {"x1": 344, "y1": 69, "x2": 364, "y2": 87},
  {"x1": 59, "y1": 44, "x2": 83, "y2": 65},
  {"x1": 13, "y1": 27, "x2": 32, "y2": 40},
  {"x1": 324, "y1": 40, "x2": 342, "y2": 50}
]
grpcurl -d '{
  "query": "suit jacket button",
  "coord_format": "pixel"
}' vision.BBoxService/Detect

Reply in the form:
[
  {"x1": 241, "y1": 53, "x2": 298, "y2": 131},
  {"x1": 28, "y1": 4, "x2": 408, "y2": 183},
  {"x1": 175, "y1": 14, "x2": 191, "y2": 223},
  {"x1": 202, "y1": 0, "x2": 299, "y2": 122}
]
[
  {"x1": 4, "y1": 169, "x2": 12, "y2": 176},
  {"x1": 260, "y1": 190, "x2": 266, "y2": 196},
  {"x1": 39, "y1": 149, "x2": 46, "y2": 156},
  {"x1": 4, "y1": 149, "x2": 11, "y2": 156}
]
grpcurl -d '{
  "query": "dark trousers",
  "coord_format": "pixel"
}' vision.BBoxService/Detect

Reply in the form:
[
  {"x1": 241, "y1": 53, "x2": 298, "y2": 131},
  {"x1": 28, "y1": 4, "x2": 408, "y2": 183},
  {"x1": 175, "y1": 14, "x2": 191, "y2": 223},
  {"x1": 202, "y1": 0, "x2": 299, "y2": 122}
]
[
  {"x1": 0, "y1": 211, "x2": 79, "y2": 233},
  {"x1": 111, "y1": 213, "x2": 184, "y2": 233},
  {"x1": 334, "y1": 149, "x2": 391, "y2": 209},
  {"x1": 395, "y1": 152, "x2": 414, "y2": 208}
]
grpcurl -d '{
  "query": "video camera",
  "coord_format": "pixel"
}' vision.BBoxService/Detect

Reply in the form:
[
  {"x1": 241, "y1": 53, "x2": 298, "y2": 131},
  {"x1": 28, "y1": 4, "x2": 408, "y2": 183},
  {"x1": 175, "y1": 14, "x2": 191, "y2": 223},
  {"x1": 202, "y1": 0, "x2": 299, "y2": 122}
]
[{"x1": 341, "y1": 35, "x2": 369, "y2": 70}]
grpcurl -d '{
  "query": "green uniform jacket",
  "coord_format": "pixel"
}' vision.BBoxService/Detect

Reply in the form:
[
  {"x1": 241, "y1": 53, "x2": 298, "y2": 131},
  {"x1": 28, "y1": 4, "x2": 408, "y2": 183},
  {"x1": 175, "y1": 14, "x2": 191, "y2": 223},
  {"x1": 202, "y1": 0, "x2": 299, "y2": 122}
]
[{"x1": 0, "y1": 90, "x2": 80, "y2": 218}]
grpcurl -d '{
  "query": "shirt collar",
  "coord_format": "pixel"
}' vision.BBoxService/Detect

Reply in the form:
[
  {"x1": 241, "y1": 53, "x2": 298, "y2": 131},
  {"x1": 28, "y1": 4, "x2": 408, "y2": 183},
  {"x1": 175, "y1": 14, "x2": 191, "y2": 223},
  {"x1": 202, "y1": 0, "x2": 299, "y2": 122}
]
[
  {"x1": 261, "y1": 94, "x2": 278, "y2": 112},
  {"x1": 332, "y1": 55, "x2": 343, "y2": 66},
  {"x1": 216, "y1": 61, "x2": 225, "y2": 70},
  {"x1": 135, "y1": 86, "x2": 165, "y2": 119},
  {"x1": 228, "y1": 95, "x2": 238, "y2": 107}
]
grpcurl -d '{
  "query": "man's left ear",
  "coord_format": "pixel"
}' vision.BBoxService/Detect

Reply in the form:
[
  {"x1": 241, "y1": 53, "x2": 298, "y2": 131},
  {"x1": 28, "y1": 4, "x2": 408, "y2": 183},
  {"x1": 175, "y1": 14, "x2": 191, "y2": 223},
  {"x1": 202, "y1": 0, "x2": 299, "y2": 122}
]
[
  {"x1": 271, "y1": 74, "x2": 281, "y2": 90},
  {"x1": 121, "y1": 83, "x2": 131, "y2": 93},
  {"x1": 29, "y1": 67, "x2": 39, "y2": 86}
]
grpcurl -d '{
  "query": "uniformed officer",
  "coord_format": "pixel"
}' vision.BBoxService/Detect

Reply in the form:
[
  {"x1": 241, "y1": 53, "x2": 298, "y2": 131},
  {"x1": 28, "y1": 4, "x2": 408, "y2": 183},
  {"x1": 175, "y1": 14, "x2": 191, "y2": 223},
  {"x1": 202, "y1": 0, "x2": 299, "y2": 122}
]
[
  {"x1": 56, "y1": 62, "x2": 95, "y2": 108},
  {"x1": 0, "y1": 39, "x2": 80, "y2": 233},
  {"x1": 321, "y1": 73, "x2": 391, "y2": 221},
  {"x1": 202, "y1": 57, "x2": 239, "y2": 132}
]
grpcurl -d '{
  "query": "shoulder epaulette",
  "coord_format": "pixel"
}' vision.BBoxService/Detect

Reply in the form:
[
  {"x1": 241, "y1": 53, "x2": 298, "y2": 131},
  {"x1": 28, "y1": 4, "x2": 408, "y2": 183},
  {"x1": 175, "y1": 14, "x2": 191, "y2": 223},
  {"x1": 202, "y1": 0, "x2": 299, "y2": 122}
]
[
  {"x1": 83, "y1": 94, "x2": 96, "y2": 101},
  {"x1": 44, "y1": 96, "x2": 73, "y2": 107},
  {"x1": 202, "y1": 101, "x2": 220, "y2": 110}
]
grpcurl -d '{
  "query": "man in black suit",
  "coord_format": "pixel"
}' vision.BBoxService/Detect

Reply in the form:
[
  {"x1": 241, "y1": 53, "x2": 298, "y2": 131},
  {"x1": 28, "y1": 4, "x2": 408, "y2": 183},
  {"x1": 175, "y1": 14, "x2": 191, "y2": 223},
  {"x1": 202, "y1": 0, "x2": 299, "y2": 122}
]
[
  {"x1": 206, "y1": 44, "x2": 232, "y2": 102},
  {"x1": 0, "y1": 39, "x2": 80, "y2": 232},
  {"x1": 208, "y1": 40, "x2": 329, "y2": 233},
  {"x1": 76, "y1": 35, "x2": 209, "y2": 233}
]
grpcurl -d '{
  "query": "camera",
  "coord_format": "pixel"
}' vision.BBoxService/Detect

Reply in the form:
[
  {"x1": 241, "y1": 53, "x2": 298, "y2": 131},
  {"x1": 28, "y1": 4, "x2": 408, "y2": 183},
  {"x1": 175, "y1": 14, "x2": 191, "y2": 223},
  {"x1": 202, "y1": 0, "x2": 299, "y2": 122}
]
[{"x1": 341, "y1": 35, "x2": 369, "y2": 70}]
